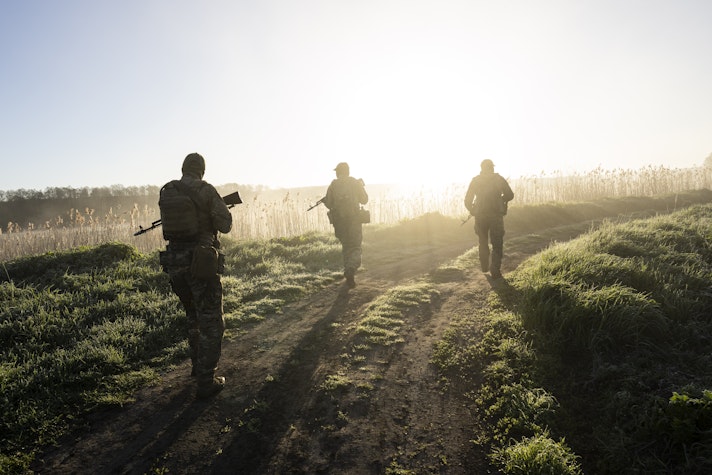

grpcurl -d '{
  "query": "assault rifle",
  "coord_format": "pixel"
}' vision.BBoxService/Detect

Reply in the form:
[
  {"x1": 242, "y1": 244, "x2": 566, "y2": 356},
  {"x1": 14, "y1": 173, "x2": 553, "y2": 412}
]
[
  {"x1": 307, "y1": 197, "x2": 325, "y2": 211},
  {"x1": 133, "y1": 190, "x2": 243, "y2": 236}
]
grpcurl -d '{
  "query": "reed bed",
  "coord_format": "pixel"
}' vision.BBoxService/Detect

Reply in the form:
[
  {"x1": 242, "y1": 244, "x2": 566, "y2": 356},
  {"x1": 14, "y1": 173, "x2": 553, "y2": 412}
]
[
  {"x1": 2, "y1": 166, "x2": 711, "y2": 261},
  {"x1": 511, "y1": 165, "x2": 712, "y2": 203}
]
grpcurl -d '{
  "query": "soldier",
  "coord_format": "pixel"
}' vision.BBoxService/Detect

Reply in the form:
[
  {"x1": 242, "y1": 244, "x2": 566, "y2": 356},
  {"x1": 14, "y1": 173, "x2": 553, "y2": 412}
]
[
  {"x1": 464, "y1": 159, "x2": 514, "y2": 280},
  {"x1": 323, "y1": 162, "x2": 369, "y2": 287},
  {"x1": 158, "y1": 153, "x2": 233, "y2": 398}
]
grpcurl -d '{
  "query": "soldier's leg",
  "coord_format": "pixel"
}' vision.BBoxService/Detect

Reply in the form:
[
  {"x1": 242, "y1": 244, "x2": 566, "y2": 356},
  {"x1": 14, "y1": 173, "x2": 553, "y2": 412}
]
[
  {"x1": 474, "y1": 219, "x2": 490, "y2": 272},
  {"x1": 490, "y1": 218, "x2": 505, "y2": 278},
  {"x1": 187, "y1": 326, "x2": 200, "y2": 377},
  {"x1": 333, "y1": 223, "x2": 350, "y2": 276},
  {"x1": 192, "y1": 276, "x2": 226, "y2": 397},
  {"x1": 343, "y1": 222, "x2": 363, "y2": 285},
  {"x1": 169, "y1": 270, "x2": 199, "y2": 375}
]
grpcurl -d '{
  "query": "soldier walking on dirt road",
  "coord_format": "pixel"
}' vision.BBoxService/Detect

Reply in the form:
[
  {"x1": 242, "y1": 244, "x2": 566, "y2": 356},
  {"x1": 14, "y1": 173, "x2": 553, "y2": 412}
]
[
  {"x1": 464, "y1": 159, "x2": 514, "y2": 280},
  {"x1": 323, "y1": 162, "x2": 369, "y2": 287},
  {"x1": 158, "y1": 153, "x2": 233, "y2": 398}
]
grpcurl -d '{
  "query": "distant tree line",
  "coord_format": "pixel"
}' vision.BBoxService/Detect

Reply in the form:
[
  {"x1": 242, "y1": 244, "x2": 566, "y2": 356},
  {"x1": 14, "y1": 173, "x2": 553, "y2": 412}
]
[
  {"x1": 0, "y1": 183, "x2": 277, "y2": 231},
  {"x1": 0, "y1": 185, "x2": 160, "y2": 202},
  {"x1": 0, "y1": 186, "x2": 161, "y2": 231}
]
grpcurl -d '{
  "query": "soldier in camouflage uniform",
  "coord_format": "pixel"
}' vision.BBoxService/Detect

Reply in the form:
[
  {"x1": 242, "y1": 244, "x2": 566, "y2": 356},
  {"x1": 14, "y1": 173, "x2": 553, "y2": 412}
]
[
  {"x1": 323, "y1": 162, "x2": 368, "y2": 287},
  {"x1": 160, "y1": 153, "x2": 233, "y2": 398},
  {"x1": 464, "y1": 159, "x2": 514, "y2": 280}
]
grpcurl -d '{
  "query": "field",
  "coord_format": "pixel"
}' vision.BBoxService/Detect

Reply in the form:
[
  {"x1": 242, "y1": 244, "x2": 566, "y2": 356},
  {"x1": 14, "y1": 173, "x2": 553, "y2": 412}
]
[
  {"x1": 1, "y1": 166, "x2": 712, "y2": 474},
  {"x1": 1, "y1": 165, "x2": 710, "y2": 261}
]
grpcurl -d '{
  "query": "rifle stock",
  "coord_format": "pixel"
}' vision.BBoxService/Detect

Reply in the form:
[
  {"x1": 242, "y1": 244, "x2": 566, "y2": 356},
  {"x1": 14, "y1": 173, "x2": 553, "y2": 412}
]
[
  {"x1": 133, "y1": 190, "x2": 242, "y2": 236},
  {"x1": 222, "y1": 191, "x2": 242, "y2": 208}
]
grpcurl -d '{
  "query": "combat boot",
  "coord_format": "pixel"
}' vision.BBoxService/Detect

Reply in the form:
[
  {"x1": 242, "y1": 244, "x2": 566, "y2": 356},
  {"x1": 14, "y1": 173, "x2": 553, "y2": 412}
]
[
  {"x1": 197, "y1": 376, "x2": 225, "y2": 399},
  {"x1": 344, "y1": 268, "x2": 356, "y2": 288}
]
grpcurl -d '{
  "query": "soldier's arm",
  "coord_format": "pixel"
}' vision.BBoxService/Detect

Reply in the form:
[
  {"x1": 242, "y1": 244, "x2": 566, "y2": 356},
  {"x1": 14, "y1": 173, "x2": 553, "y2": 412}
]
[
  {"x1": 501, "y1": 178, "x2": 514, "y2": 202},
  {"x1": 464, "y1": 178, "x2": 477, "y2": 213},
  {"x1": 323, "y1": 182, "x2": 335, "y2": 209},
  {"x1": 206, "y1": 185, "x2": 233, "y2": 233},
  {"x1": 357, "y1": 179, "x2": 368, "y2": 204}
]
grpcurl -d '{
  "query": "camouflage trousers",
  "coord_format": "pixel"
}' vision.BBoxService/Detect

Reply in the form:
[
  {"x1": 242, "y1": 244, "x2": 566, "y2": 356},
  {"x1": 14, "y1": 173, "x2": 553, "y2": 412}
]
[
  {"x1": 474, "y1": 215, "x2": 505, "y2": 274},
  {"x1": 168, "y1": 266, "x2": 225, "y2": 385},
  {"x1": 333, "y1": 220, "x2": 363, "y2": 278}
]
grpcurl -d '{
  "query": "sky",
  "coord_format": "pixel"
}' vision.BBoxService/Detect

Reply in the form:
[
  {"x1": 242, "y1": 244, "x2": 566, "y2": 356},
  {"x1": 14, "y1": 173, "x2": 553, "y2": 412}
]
[{"x1": 1, "y1": 0, "x2": 711, "y2": 192}]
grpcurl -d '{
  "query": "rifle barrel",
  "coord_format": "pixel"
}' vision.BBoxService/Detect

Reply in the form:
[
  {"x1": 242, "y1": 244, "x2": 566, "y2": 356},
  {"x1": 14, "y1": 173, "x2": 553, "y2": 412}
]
[
  {"x1": 133, "y1": 189, "x2": 241, "y2": 236},
  {"x1": 307, "y1": 197, "x2": 326, "y2": 211}
]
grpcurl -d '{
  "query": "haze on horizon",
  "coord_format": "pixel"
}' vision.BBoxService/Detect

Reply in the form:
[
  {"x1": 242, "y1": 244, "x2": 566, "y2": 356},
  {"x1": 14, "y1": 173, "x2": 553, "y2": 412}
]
[{"x1": 1, "y1": 0, "x2": 711, "y2": 193}]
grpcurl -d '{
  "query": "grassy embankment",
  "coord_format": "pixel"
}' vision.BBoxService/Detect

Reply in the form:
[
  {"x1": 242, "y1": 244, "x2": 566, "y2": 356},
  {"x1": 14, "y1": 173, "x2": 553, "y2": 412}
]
[
  {"x1": 1, "y1": 189, "x2": 711, "y2": 473},
  {"x1": 433, "y1": 202, "x2": 712, "y2": 474},
  {"x1": 0, "y1": 234, "x2": 343, "y2": 473}
]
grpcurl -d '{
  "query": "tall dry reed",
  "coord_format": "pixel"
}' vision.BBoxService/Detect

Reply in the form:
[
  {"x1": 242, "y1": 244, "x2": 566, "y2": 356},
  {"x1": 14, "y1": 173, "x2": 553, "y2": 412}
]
[{"x1": 2, "y1": 166, "x2": 711, "y2": 261}]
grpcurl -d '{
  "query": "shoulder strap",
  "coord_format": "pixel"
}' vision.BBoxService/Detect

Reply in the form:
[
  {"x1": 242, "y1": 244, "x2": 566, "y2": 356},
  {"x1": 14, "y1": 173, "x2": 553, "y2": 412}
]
[{"x1": 171, "y1": 180, "x2": 208, "y2": 212}]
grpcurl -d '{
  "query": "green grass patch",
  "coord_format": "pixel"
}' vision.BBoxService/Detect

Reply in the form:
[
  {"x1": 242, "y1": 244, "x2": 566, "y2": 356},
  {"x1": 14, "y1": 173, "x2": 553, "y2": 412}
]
[
  {"x1": 0, "y1": 233, "x2": 345, "y2": 473},
  {"x1": 434, "y1": 203, "x2": 712, "y2": 474},
  {"x1": 354, "y1": 282, "x2": 438, "y2": 347}
]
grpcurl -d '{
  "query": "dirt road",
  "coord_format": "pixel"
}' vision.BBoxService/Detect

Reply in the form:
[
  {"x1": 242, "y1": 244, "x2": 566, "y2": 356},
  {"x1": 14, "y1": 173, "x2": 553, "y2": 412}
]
[{"x1": 31, "y1": 214, "x2": 586, "y2": 474}]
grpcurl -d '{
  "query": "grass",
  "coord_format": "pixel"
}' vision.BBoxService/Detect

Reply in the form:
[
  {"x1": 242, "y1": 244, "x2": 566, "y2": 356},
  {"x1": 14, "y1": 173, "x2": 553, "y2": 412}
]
[
  {"x1": 353, "y1": 282, "x2": 437, "y2": 348},
  {"x1": 492, "y1": 432, "x2": 582, "y2": 475},
  {"x1": 0, "y1": 234, "x2": 343, "y2": 473},
  {"x1": 432, "y1": 203, "x2": 712, "y2": 474}
]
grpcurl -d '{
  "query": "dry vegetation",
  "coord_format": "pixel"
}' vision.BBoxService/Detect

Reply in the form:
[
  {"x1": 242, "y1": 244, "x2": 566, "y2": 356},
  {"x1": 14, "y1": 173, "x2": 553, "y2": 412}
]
[{"x1": 1, "y1": 165, "x2": 710, "y2": 261}]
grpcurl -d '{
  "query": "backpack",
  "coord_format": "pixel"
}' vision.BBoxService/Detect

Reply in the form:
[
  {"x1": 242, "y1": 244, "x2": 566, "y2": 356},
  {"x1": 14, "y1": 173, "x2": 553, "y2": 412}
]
[
  {"x1": 158, "y1": 180, "x2": 204, "y2": 241},
  {"x1": 472, "y1": 174, "x2": 508, "y2": 216},
  {"x1": 329, "y1": 178, "x2": 361, "y2": 221}
]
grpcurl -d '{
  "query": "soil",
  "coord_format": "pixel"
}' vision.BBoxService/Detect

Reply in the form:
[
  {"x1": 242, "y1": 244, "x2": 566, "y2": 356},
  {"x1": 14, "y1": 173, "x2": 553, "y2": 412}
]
[{"x1": 30, "y1": 215, "x2": 585, "y2": 475}]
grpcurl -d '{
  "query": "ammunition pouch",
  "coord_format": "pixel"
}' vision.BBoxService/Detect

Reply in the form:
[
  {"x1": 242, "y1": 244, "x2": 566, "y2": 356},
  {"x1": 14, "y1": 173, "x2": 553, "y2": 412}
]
[
  {"x1": 159, "y1": 249, "x2": 192, "y2": 273},
  {"x1": 500, "y1": 200, "x2": 508, "y2": 216},
  {"x1": 189, "y1": 245, "x2": 225, "y2": 279},
  {"x1": 359, "y1": 208, "x2": 370, "y2": 224}
]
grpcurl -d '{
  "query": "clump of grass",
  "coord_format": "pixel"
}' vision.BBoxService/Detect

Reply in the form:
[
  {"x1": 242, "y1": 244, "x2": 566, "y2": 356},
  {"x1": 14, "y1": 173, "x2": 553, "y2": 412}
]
[
  {"x1": 492, "y1": 432, "x2": 582, "y2": 475},
  {"x1": 354, "y1": 282, "x2": 438, "y2": 348},
  {"x1": 320, "y1": 373, "x2": 352, "y2": 393}
]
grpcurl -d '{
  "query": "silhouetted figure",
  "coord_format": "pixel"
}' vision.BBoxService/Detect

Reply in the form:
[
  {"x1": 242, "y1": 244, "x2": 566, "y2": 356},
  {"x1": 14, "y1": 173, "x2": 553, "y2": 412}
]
[
  {"x1": 158, "y1": 153, "x2": 233, "y2": 398},
  {"x1": 323, "y1": 162, "x2": 369, "y2": 287},
  {"x1": 464, "y1": 159, "x2": 514, "y2": 279}
]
